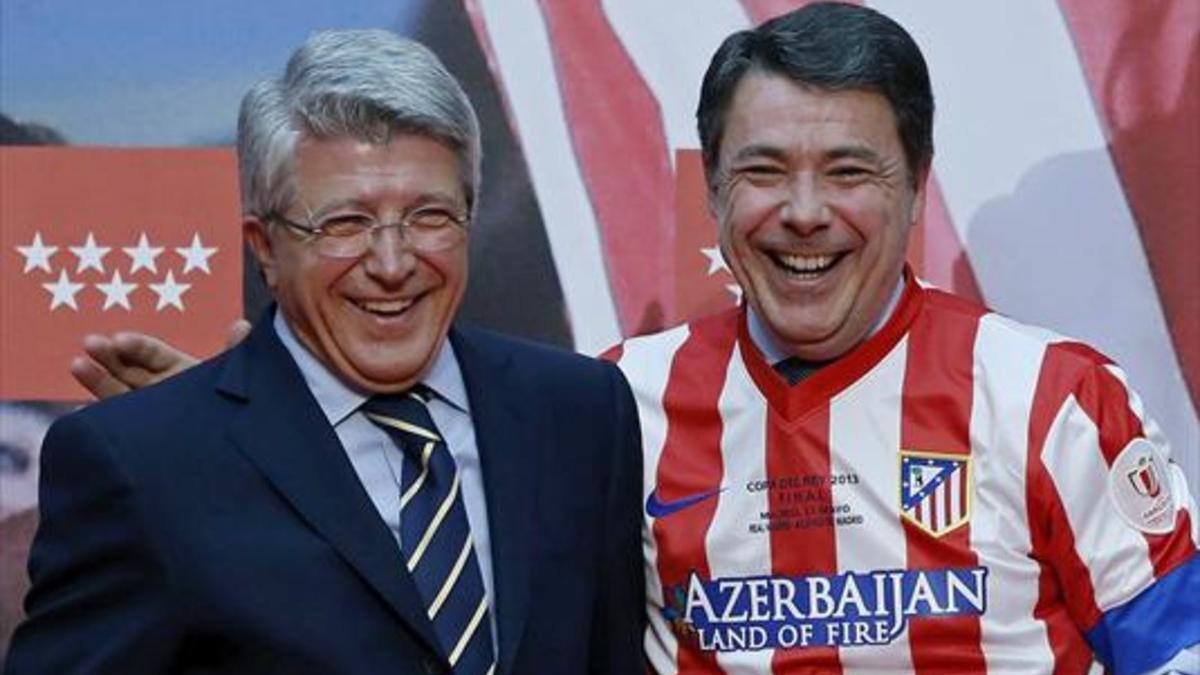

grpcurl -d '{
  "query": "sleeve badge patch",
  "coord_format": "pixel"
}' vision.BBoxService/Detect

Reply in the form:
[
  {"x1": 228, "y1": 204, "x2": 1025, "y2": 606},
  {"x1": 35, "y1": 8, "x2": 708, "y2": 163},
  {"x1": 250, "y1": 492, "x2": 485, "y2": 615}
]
[{"x1": 1109, "y1": 437, "x2": 1177, "y2": 534}]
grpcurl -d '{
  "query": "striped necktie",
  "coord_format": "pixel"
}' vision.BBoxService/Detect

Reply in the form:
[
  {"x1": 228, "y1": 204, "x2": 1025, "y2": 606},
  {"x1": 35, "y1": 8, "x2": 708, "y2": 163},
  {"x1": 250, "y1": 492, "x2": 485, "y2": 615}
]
[{"x1": 363, "y1": 388, "x2": 495, "y2": 675}]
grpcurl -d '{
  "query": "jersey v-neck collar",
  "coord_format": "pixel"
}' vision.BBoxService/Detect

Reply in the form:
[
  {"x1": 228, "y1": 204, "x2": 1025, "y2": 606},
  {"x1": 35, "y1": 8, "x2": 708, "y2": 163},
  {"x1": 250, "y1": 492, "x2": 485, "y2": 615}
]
[{"x1": 737, "y1": 267, "x2": 924, "y2": 423}]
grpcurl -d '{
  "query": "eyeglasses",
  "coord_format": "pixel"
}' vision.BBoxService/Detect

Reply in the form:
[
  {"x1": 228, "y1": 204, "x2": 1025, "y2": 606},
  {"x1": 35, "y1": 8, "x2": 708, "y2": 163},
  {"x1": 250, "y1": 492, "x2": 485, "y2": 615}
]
[{"x1": 268, "y1": 206, "x2": 469, "y2": 258}]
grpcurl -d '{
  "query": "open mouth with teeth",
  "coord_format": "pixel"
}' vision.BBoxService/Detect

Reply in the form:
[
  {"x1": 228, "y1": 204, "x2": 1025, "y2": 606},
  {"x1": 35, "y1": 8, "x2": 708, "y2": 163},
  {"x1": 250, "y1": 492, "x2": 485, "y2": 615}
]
[
  {"x1": 353, "y1": 296, "x2": 418, "y2": 318},
  {"x1": 769, "y1": 252, "x2": 846, "y2": 278}
]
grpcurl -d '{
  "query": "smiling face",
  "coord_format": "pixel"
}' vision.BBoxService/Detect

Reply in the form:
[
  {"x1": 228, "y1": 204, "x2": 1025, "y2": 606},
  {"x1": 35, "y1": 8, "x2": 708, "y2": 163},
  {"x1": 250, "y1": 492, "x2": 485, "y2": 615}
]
[
  {"x1": 245, "y1": 133, "x2": 468, "y2": 393},
  {"x1": 712, "y1": 72, "x2": 926, "y2": 362}
]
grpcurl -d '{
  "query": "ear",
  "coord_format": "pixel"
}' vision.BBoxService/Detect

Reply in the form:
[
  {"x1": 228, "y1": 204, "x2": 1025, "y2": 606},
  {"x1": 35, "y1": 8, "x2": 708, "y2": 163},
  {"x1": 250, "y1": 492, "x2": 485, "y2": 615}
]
[
  {"x1": 243, "y1": 217, "x2": 278, "y2": 290},
  {"x1": 908, "y1": 163, "x2": 931, "y2": 225},
  {"x1": 706, "y1": 182, "x2": 721, "y2": 220},
  {"x1": 707, "y1": 179, "x2": 738, "y2": 273},
  {"x1": 704, "y1": 162, "x2": 726, "y2": 222}
]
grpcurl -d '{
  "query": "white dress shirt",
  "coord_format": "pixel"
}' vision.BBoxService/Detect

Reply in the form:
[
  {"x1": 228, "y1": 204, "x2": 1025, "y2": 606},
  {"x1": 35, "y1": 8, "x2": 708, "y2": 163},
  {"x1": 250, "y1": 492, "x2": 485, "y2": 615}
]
[{"x1": 273, "y1": 311, "x2": 497, "y2": 647}]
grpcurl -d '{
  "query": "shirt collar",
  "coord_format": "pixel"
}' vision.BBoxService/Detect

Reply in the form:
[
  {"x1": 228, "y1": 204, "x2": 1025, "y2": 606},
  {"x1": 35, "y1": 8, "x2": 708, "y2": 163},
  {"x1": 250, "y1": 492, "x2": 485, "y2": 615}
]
[
  {"x1": 420, "y1": 331, "x2": 469, "y2": 413},
  {"x1": 746, "y1": 306, "x2": 791, "y2": 366},
  {"x1": 745, "y1": 275, "x2": 906, "y2": 365},
  {"x1": 272, "y1": 310, "x2": 468, "y2": 426}
]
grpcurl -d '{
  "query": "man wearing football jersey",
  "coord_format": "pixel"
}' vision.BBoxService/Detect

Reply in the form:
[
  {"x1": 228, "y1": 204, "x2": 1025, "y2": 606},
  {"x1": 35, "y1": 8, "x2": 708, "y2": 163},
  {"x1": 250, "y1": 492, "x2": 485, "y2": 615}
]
[
  {"x1": 63, "y1": 3, "x2": 1199, "y2": 673},
  {"x1": 615, "y1": 3, "x2": 1198, "y2": 674}
]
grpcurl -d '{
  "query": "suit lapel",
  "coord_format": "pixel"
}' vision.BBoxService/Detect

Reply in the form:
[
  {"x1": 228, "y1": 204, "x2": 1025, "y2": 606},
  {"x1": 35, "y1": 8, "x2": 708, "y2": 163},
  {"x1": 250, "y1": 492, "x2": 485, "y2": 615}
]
[
  {"x1": 217, "y1": 319, "x2": 440, "y2": 653},
  {"x1": 451, "y1": 327, "x2": 537, "y2": 675}
]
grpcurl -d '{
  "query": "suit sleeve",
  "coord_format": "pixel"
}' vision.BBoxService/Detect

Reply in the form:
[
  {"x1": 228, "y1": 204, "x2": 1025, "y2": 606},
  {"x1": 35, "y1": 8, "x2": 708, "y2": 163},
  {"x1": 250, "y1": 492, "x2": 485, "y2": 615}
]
[
  {"x1": 1032, "y1": 358, "x2": 1199, "y2": 675},
  {"x1": 5, "y1": 413, "x2": 179, "y2": 674},
  {"x1": 588, "y1": 361, "x2": 647, "y2": 674}
]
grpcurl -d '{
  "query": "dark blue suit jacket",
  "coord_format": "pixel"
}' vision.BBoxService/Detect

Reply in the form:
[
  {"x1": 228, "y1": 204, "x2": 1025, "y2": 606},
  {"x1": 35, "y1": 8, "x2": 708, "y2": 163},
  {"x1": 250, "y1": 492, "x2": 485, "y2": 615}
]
[{"x1": 6, "y1": 319, "x2": 644, "y2": 674}]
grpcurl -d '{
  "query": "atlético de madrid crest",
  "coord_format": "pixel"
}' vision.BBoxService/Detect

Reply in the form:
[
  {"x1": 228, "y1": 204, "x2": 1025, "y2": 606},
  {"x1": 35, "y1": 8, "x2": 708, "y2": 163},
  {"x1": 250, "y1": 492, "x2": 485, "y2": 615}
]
[{"x1": 899, "y1": 451, "x2": 972, "y2": 537}]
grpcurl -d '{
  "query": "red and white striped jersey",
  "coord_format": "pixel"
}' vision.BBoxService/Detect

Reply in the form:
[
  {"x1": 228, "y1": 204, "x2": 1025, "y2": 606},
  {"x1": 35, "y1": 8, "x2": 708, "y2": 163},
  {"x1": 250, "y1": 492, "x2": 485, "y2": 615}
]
[{"x1": 612, "y1": 275, "x2": 1199, "y2": 674}]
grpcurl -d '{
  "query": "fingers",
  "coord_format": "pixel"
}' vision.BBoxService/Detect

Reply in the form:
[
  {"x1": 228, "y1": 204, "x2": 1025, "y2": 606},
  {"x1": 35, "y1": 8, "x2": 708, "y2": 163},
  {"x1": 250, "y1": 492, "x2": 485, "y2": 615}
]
[
  {"x1": 71, "y1": 332, "x2": 202, "y2": 401},
  {"x1": 226, "y1": 319, "x2": 252, "y2": 348},
  {"x1": 70, "y1": 354, "x2": 133, "y2": 400},
  {"x1": 79, "y1": 333, "x2": 130, "y2": 382},
  {"x1": 70, "y1": 321, "x2": 247, "y2": 401},
  {"x1": 110, "y1": 332, "x2": 198, "y2": 378}
]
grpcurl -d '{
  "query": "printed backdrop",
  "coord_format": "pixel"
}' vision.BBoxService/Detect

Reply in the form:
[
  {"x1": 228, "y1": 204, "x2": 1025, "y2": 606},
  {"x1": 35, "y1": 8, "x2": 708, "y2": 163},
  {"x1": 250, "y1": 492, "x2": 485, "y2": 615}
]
[
  {"x1": 1, "y1": 148, "x2": 242, "y2": 399},
  {"x1": 1, "y1": 0, "x2": 1196, "y2": 652}
]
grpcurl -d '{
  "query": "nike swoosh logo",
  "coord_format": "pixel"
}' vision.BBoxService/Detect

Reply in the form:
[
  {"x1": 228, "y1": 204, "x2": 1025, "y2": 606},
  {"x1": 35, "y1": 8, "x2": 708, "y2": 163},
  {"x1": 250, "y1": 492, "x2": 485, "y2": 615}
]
[{"x1": 645, "y1": 487, "x2": 725, "y2": 519}]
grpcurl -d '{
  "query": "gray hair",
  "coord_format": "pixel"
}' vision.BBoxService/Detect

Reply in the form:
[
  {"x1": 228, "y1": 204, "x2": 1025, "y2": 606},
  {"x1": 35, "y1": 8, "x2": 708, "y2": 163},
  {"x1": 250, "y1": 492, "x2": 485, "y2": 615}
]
[{"x1": 237, "y1": 29, "x2": 482, "y2": 219}]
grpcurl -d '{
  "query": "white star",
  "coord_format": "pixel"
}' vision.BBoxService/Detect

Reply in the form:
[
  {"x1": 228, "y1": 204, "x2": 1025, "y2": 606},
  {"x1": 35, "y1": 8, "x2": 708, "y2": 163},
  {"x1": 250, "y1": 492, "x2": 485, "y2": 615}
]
[
  {"x1": 149, "y1": 270, "x2": 191, "y2": 311},
  {"x1": 725, "y1": 283, "x2": 742, "y2": 302},
  {"x1": 15, "y1": 232, "x2": 59, "y2": 273},
  {"x1": 69, "y1": 232, "x2": 111, "y2": 274},
  {"x1": 122, "y1": 232, "x2": 164, "y2": 274},
  {"x1": 41, "y1": 270, "x2": 85, "y2": 311},
  {"x1": 700, "y1": 246, "x2": 729, "y2": 275},
  {"x1": 96, "y1": 270, "x2": 138, "y2": 311},
  {"x1": 175, "y1": 233, "x2": 217, "y2": 275}
]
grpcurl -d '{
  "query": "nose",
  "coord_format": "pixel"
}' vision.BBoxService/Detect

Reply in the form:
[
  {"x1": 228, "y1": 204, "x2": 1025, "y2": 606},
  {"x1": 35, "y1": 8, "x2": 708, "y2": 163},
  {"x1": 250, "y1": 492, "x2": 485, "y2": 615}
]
[
  {"x1": 361, "y1": 225, "x2": 417, "y2": 283},
  {"x1": 779, "y1": 172, "x2": 831, "y2": 235}
]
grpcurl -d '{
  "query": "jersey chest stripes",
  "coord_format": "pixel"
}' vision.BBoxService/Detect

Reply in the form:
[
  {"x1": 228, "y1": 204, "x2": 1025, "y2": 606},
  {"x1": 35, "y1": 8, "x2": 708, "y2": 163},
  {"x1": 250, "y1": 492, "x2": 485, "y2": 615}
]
[{"x1": 616, "y1": 281, "x2": 1197, "y2": 674}]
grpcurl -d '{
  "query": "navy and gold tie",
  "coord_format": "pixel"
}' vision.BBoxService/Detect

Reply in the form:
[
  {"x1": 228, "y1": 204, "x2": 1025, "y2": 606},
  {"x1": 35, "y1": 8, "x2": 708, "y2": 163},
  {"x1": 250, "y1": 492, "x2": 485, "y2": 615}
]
[{"x1": 363, "y1": 388, "x2": 495, "y2": 675}]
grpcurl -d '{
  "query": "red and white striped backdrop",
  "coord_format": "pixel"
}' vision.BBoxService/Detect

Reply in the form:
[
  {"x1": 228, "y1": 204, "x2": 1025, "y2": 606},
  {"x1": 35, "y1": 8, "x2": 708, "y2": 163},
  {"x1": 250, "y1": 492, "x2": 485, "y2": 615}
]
[{"x1": 462, "y1": 0, "x2": 1199, "y2": 486}]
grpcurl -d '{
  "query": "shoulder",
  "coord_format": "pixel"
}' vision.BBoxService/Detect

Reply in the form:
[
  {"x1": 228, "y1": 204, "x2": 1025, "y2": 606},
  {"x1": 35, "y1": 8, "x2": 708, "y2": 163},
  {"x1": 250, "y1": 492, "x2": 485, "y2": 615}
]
[
  {"x1": 458, "y1": 324, "x2": 598, "y2": 364},
  {"x1": 46, "y1": 347, "x2": 238, "y2": 466},
  {"x1": 451, "y1": 326, "x2": 639, "y2": 448},
  {"x1": 607, "y1": 308, "x2": 741, "y2": 386},
  {"x1": 919, "y1": 284, "x2": 1111, "y2": 372},
  {"x1": 77, "y1": 349, "x2": 230, "y2": 421},
  {"x1": 451, "y1": 324, "x2": 627, "y2": 394}
]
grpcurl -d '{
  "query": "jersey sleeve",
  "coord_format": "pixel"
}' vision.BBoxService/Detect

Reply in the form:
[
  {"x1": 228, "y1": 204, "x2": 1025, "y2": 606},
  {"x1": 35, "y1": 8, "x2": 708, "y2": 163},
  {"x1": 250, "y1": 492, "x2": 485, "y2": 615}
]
[
  {"x1": 1133, "y1": 644, "x2": 1199, "y2": 675},
  {"x1": 1032, "y1": 350, "x2": 1198, "y2": 675}
]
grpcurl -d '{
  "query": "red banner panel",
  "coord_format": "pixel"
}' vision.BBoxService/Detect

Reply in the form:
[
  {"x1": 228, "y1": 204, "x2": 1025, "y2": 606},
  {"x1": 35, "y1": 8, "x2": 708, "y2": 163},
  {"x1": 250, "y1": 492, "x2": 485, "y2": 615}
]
[
  {"x1": 1, "y1": 147, "x2": 243, "y2": 400},
  {"x1": 673, "y1": 149, "x2": 738, "y2": 326}
]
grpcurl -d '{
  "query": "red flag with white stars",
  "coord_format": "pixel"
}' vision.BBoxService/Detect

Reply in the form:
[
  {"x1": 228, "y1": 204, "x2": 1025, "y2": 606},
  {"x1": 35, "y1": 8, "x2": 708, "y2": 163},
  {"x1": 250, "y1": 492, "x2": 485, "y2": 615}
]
[{"x1": 0, "y1": 147, "x2": 242, "y2": 400}]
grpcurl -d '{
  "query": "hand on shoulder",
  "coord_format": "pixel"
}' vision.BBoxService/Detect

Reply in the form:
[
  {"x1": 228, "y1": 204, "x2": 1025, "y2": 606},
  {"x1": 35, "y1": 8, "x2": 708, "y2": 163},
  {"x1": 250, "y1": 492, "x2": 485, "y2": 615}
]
[{"x1": 70, "y1": 319, "x2": 251, "y2": 400}]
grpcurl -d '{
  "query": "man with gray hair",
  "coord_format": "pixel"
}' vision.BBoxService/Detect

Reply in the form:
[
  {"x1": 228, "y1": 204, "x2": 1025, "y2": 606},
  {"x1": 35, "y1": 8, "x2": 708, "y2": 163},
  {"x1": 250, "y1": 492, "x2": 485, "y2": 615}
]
[{"x1": 6, "y1": 30, "x2": 644, "y2": 673}]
